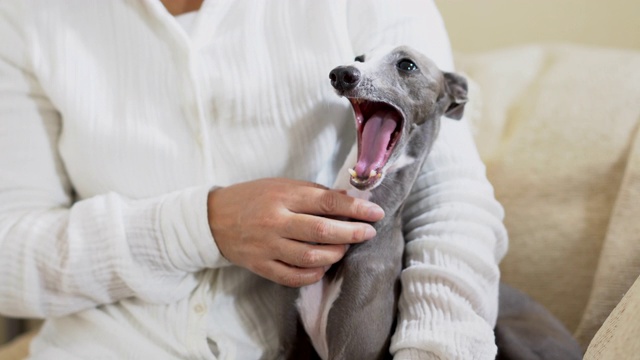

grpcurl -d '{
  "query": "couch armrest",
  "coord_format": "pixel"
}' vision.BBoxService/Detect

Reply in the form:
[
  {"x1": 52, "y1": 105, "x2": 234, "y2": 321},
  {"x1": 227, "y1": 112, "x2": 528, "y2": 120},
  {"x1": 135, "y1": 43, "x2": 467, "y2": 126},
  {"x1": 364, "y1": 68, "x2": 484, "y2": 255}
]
[{"x1": 584, "y1": 276, "x2": 640, "y2": 359}]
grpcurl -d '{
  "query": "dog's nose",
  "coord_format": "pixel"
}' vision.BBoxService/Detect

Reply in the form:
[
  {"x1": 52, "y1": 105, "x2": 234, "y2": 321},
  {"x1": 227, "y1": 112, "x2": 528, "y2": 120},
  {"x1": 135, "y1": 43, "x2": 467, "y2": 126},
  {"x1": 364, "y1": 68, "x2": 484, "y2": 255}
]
[{"x1": 329, "y1": 66, "x2": 361, "y2": 91}]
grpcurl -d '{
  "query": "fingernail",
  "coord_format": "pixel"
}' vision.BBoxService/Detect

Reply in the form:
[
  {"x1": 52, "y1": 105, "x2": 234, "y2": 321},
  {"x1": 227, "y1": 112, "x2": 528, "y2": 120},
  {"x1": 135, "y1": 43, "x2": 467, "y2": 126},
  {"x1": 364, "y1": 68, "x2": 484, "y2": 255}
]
[
  {"x1": 364, "y1": 225, "x2": 377, "y2": 239},
  {"x1": 367, "y1": 204, "x2": 385, "y2": 219}
]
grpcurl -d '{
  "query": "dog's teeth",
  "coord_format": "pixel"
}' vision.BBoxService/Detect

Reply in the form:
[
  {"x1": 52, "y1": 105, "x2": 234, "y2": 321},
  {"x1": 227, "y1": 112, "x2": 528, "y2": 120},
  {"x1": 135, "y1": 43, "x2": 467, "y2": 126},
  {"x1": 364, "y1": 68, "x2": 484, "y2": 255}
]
[
  {"x1": 369, "y1": 170, "x2": 377, "y2": 178},
  {"x1": 348, "y1": 168, "x2": 357, "y2": 177},
  {"x1": 377, "y1": 172, "x2": 382, "y2": 178}
]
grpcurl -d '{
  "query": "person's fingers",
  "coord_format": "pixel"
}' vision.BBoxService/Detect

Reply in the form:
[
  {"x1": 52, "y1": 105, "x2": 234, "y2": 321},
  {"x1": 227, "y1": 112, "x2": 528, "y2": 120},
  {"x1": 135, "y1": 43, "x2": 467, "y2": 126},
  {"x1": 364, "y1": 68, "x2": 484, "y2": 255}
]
[
  {"x1": 207, "y1": 178, "x2": 383, "y2": 286},
  {"x1": 288, "y1": 187, "x2": 385, "y2": 222},
  {"x1": 255, "y1": 260, "x2": 326, "y2": 288},
  {"x1": 283, "y1": 213, "x2": 376, "y2": 244},
  {"x1": 275, "y1": 239, "x2": 348, "y2": 268},
  {"x1": 277, "y1": 177, "x2": 330, "y2": 190}
]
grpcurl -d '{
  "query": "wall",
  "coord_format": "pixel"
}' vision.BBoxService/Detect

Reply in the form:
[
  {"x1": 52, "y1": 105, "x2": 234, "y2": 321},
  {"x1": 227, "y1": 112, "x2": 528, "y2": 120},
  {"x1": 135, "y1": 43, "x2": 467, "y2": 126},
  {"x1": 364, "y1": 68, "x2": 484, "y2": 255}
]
[{"x1": 435, "y1": 0, "x2": 640, "y2": 52}]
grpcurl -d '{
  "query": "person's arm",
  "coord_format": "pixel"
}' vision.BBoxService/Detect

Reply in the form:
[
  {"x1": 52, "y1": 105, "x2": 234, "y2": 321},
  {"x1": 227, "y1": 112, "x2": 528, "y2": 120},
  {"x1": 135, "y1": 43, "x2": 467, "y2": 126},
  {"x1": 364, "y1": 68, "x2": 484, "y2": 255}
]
[
  {"x1": 346, "y1": 1, "x2": 508, "y2": 358},
  {"x1": 0, "y1": 2, "x2": 385, "y2": 318},
  {"x1": 392, "y1": 120, "x2": 508, "y2": 359}
]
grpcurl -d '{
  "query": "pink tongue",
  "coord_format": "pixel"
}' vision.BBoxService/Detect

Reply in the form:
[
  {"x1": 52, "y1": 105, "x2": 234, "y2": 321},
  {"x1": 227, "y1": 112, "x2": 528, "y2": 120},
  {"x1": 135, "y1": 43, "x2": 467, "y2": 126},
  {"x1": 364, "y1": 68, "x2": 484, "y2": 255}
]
[{"x1": 354, "y1": 110, "x2": 397, "y2": 178}]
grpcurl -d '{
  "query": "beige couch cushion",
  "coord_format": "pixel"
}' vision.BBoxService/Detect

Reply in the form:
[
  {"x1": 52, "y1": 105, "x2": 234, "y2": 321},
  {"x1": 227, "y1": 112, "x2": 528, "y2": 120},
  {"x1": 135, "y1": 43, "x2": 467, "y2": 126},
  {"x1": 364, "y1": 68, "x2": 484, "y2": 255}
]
[{"x1": 457, "y1": 44, "x2": 640, "y2": 348}]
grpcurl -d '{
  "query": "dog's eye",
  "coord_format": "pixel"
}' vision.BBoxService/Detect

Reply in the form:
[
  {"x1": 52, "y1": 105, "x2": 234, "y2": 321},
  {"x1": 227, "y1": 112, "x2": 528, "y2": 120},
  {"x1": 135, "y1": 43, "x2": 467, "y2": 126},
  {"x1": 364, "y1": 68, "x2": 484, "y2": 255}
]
[
  {"x1": 354, "y1": 54, "x2": 365, "y2": 62},
  {"x1": 396, "y1": 59, "x2": 418, "y2": 72}
]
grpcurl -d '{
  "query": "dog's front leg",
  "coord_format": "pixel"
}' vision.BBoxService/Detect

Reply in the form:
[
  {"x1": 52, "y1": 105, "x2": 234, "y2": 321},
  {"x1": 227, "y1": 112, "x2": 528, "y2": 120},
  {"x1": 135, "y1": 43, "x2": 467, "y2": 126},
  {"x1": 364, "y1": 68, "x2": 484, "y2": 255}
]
[{"x1": 324, "y1": 226, "x2": 404, "y2": 360}]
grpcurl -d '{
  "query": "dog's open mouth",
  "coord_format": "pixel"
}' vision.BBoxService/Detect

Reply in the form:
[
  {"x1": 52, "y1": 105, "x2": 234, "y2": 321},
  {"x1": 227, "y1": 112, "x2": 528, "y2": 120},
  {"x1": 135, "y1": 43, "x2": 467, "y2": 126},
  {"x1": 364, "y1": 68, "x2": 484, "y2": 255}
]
[{"x1": 348, "y1": 98, "x2": 404, "y2": 189}]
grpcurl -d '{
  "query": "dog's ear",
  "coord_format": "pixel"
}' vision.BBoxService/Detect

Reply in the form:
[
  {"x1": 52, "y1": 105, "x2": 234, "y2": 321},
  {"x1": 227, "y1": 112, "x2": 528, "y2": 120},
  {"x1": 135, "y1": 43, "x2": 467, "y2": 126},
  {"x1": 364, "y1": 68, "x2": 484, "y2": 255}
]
[{"x1": 443, "y1": 72, "x2": 468, "y2": 120}]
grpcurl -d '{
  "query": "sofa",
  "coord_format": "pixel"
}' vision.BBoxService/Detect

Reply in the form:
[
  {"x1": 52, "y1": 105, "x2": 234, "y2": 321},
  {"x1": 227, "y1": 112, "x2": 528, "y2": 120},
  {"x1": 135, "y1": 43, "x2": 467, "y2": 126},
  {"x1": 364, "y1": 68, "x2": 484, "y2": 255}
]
[{"x1": 457, "y1": 44, "x2": 640, "y2": 358}]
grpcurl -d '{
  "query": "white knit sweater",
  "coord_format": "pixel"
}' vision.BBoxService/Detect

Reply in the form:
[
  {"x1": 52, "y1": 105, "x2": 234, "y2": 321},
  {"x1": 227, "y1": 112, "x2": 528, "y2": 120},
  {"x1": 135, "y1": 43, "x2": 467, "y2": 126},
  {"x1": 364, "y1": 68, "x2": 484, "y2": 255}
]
[{"x1": 0, "y1": 0, "x2": 508, "y2": 359}]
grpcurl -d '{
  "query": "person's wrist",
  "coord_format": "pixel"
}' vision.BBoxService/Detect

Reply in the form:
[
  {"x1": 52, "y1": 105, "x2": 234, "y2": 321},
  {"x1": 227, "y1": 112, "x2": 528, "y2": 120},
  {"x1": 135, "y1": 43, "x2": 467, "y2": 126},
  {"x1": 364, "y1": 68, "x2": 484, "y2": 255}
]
[
  {"x1": 206, "y1": 185, "x2": 231, "y2": 260},
  {"x1": 158, "y1": 185, "x2": 230, "y2": 271},
  {"x1": 207, "y1": 186, "x2": 223, "y2": 231}
]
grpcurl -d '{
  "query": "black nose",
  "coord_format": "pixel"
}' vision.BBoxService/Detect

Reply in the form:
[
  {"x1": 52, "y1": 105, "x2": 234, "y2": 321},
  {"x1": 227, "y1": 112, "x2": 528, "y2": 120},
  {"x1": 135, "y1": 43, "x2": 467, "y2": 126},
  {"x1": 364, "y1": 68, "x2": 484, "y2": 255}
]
[{"x1": 329, "y1": 66, "x2": 361, "y2": 91}]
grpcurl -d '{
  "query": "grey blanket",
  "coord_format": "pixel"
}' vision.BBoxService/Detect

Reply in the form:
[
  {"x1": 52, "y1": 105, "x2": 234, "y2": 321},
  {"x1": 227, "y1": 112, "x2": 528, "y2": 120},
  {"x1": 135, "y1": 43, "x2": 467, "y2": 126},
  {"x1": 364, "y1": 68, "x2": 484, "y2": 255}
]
[{"x1": 495, "y1": 283, "x2": 583, "y2": 360}]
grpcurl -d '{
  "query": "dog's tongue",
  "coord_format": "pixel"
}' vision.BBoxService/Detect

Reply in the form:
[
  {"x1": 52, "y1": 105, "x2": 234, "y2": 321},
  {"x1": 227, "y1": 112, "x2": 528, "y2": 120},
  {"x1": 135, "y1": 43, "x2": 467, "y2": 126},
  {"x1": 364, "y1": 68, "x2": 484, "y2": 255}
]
[{"x1": 354, "y1": 110, "x2": 398, "y2": 178}]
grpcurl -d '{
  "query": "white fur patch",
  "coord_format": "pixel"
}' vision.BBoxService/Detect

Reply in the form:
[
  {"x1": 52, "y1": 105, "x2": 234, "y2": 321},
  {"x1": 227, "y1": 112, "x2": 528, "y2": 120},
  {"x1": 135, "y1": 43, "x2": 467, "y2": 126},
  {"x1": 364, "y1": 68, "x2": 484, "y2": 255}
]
[
  {"x1": 297, "y1": 276, "x2": 344, "y2": 360},
  {"x1": 333, "y1": 145, "x2": 357, "y2": 190},
  {"x1": 347, "y1": 188, "x2": 372, "y2": 201},
  {"x1": 352, "y1": 45, "x2": 395, "y2": 73}
]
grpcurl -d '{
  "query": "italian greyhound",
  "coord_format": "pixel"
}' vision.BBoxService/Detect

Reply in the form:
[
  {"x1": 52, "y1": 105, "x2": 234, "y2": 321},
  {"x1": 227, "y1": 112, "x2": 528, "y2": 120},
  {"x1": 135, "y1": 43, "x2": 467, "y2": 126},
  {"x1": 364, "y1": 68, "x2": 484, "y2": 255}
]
[
  {"x1": 278, "y1": 46, "x2": 582, "y2": 360},
  {"x1": 285, "y1": 45, "x2": 468, "y2": 360}
]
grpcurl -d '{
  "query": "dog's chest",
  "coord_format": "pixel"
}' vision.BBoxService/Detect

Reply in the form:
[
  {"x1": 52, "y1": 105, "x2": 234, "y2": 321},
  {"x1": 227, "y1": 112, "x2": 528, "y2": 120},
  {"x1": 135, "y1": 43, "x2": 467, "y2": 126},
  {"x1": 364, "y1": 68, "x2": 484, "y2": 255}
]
[
  {"x1": 346, "y1": 188, "x2": 372, "y2": 201},
  {"x1": 297, "y1": 276, "x2": 343, "y2": 360}
]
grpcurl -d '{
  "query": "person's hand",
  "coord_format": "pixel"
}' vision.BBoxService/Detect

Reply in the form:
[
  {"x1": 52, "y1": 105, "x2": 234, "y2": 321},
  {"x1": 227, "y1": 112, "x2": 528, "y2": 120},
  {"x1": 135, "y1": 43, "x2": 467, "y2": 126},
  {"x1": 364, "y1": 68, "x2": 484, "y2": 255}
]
[{"x1": 207, "y1": 178, "x2": 385, "y2": 287}]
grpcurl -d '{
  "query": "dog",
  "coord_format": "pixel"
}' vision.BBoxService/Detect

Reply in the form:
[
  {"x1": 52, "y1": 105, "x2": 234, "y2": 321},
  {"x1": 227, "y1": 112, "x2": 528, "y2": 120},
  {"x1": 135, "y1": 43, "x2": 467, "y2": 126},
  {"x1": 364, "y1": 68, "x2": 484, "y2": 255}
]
[
  {"x1": 282, "y1": 45, "x2": 468, "y2": 360},
  {"x1": 276, "y1": 45, "x2": 583, "y2": 360}
]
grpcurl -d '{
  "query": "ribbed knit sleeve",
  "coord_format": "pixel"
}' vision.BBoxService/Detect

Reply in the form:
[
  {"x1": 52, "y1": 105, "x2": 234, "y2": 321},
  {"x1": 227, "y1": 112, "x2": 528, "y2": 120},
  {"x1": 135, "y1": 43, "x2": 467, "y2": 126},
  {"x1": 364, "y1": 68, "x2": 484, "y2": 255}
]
[
  {"x1": 347, "y1": 1, "x2": 508, "y2": 359},
  {"x1": 392, "y1": 120, "x2": 508, "y2": 360},
  {"x1": 0, "y1": 1, "x2": 228, "y2": 318}
]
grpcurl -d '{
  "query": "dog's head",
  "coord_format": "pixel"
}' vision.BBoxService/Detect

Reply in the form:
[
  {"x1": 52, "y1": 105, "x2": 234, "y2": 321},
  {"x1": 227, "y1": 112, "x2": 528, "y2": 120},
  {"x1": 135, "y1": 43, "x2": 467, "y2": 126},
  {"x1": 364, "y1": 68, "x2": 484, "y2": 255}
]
[{"x1": 329, "y1": 46, "x2": 468, "y2": 190}]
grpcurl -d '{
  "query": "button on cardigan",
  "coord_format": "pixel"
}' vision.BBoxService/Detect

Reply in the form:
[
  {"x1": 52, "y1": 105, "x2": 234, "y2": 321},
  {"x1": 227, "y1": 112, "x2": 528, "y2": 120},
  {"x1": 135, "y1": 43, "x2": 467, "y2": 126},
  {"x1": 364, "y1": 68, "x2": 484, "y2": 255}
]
[{"x1": 0, "y1": 0, "x2": 507, "y2": 359}]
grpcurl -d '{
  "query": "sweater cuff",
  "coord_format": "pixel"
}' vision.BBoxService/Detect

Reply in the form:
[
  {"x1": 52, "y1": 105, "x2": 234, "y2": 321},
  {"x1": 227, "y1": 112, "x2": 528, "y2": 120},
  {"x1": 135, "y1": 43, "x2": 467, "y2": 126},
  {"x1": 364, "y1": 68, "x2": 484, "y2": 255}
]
[
  {"x1": 394, "y1": 349, "x2": 441, "y2": 360},
  {"x1": 159, "y1": 185, "x2": 231, "y2": 272},
  {"x1": 391, "y1": 321, "x2": 497, "y2": 360},
  {"x1": 390, "y1": 267, "x2": 498, "y2": 360},
  {"x1": 393, "y1": 334, "x2": 496, "y2": 360}
]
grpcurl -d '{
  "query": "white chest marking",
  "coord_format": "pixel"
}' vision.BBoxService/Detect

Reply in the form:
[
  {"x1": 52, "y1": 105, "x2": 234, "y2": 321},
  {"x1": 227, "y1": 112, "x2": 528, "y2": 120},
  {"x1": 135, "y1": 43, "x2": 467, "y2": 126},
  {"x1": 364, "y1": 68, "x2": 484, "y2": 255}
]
[
  {"x1": 347, "y1": 188, "x2": 371, "y2": 201},
  {"x1": 333, "y1": 145, "x2": 357, "y2": 191},
  {"x1": 297, "y1": 276, "x2": 344, "y2": 360}
]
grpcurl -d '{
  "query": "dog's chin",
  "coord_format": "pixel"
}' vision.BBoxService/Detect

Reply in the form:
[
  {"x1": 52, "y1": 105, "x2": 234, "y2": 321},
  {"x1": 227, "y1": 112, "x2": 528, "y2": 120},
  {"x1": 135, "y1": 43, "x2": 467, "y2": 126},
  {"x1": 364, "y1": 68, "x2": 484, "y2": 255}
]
[{"x1": 349, "y1": 172, "x2": 385, "y2": 191}]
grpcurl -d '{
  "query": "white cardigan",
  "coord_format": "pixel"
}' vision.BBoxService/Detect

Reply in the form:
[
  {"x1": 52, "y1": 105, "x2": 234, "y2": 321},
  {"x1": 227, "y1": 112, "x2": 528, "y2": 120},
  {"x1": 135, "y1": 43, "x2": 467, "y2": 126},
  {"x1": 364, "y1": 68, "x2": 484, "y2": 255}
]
[{"x1": 0, "y1": 0, "x2": 507, "y2": 359}]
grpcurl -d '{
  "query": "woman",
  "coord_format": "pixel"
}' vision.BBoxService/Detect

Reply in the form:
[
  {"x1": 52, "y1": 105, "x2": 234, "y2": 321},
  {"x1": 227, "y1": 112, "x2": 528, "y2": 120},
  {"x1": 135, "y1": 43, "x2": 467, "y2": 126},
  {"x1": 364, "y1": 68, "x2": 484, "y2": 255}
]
[{"x1": 0, "y1": 0, "x2": 507, "y2": 358}]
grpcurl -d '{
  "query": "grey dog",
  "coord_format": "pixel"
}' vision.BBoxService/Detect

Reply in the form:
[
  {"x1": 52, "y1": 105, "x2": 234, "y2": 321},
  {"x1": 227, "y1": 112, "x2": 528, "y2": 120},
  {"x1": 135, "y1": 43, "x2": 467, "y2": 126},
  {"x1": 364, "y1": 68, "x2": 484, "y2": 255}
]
[
  {"x1": 279, "y1": 46, "x2": 582, "y2": 360},
  {"x1": 283, "y1": 45, "x2": 468, "y2": 360}
]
